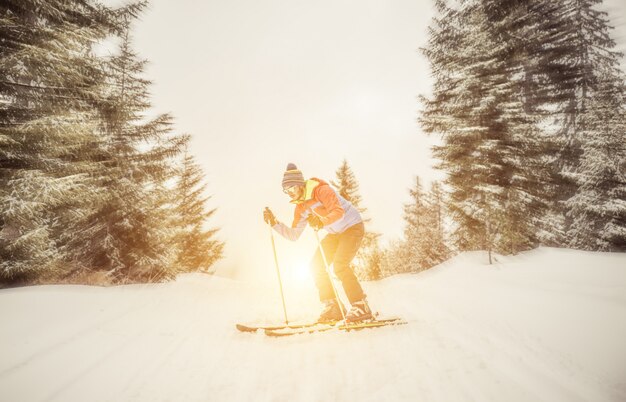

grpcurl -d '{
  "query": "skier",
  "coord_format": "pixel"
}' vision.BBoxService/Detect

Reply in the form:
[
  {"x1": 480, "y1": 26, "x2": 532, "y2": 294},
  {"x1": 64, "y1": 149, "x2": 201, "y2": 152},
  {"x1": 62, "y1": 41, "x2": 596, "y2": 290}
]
[{"x1": 263, "y1": 163, "x2": 372, "y2": 323}]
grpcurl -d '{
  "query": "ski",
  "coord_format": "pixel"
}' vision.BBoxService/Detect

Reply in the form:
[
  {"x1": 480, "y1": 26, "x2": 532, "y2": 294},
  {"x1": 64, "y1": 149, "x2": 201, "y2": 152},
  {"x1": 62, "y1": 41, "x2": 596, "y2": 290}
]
[
  {"x1": 264, "y1": 317, "x2": 406, "y2": 337},
  {"x1": 235, "y1": 320, "x2": 338, "y2": 333}
]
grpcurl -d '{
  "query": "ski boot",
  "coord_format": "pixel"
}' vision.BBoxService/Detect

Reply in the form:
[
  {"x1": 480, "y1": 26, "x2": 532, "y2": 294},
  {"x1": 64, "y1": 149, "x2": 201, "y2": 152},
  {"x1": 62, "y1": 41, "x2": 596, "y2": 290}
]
[
  {"x1": 345, "y1": 298, "x2": 373, "y2": 323},
  {"x1": 317, "y1": 299, "x2": 345, "y2": 323}
]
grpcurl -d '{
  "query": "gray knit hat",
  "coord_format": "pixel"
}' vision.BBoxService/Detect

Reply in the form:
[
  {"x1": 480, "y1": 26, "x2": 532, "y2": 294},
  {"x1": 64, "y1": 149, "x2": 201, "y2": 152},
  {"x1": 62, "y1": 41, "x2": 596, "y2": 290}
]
[{"x1": 282, "y1": 163, "x2": 305, "y2": 189}]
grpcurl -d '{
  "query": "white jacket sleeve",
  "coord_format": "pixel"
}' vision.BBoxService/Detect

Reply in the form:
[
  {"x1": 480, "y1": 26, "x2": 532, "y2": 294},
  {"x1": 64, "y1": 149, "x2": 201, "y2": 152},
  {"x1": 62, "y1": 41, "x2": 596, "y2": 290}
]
[{"x1": 273, "y1": 217, "x2": 307, "y2": 241}]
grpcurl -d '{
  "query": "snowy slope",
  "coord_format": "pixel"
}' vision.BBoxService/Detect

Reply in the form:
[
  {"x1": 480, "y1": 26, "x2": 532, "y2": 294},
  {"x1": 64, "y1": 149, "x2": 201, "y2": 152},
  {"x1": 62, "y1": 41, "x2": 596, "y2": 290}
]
[{"x1": 0, "y1": 247, "x2": 625, "y2": 402}]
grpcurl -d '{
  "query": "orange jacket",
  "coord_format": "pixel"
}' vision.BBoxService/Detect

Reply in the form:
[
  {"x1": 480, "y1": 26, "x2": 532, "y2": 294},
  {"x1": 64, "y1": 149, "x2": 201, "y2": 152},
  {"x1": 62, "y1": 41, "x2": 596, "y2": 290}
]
[
  {"x1": 272, "y1": 178, "x2": 362, "y2": 241},
  {"x1": 291, "y1": 178, "x2": 345, "y2": 228}
]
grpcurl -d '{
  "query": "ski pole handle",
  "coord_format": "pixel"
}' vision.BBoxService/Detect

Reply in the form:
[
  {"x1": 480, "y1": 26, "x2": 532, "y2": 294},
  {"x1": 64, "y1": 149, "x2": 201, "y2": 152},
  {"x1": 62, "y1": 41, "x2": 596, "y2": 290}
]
[{"x1": 264, "y1": 207, "x2": 278, "y2": 226}]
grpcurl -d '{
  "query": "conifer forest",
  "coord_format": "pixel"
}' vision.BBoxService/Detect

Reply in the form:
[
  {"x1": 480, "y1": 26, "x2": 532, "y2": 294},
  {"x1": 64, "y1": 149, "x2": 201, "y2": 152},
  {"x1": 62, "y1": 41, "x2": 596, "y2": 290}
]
[
  {"x1": 354, "y1": 0, "x2": 626, "y2": 277},
  {"x1": 0, "y1": 1, "x2": 224, "y2": 286},
  {"x1": 412, "y1": 0, "x2": 626, "y2": 268},
  {"x1": 1, "y1": 0, "x2": 625, "y2": 286}
]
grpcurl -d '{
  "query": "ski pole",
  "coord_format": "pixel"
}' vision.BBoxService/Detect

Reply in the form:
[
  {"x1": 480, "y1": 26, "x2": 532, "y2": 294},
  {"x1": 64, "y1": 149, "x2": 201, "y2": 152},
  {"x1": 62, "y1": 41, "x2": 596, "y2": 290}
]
[
  {"x1": 267, "y1": 212, "x2": 289, "y2": 325},
  {"x1": 314, "y1": 229, "x2": 347, "y2": 322}
]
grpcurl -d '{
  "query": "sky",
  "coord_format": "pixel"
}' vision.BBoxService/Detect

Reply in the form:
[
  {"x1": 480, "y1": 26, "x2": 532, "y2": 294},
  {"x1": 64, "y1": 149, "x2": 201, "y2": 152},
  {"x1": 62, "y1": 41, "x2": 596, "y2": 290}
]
[{"x1": 113, "y1": 0, "x2": 626, "y2": 280}]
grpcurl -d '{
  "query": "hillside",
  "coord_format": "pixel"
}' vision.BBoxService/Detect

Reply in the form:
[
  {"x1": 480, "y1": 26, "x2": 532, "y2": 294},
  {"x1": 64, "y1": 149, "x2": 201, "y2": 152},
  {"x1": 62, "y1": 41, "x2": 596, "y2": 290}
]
[{"x1": 0, "y1": 248, "x2": 625, "y2": 402}]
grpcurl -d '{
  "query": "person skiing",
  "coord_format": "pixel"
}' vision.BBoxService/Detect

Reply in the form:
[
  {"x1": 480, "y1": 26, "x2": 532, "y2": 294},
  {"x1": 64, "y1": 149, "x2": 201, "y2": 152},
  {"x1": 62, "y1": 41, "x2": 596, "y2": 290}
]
[{"x1": 263, "y1": 163, "x2": 372, "y2": 323}]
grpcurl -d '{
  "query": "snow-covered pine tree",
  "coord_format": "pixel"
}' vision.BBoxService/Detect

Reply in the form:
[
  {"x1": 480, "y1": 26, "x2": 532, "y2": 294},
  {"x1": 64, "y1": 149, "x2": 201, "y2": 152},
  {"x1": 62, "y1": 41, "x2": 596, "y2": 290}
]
[
  {"x1": 510, "y1": 0, "x2": 581, "y2": 248},
  {"x1": 566, "y1": 75, "x2": 626, "y2": 251},
  {"x1": 0, "y1": 0, "x2": 124, "y2": 284},
  {"x1": 401, "y1": 177, "x2": 428, "y2": 271},
  {"x1": 74, "y1": 19, "x2": 188, "y2": 282},
  {"x1": 557, "y1": 0, "x2": 626, "y2": 251},
  {"x1": 421, "y1": 0, "x2": 554, "y2": 258},
  {"x1": 489, "y1": 0, "x2": 626, "y2": 250},
  {"x1": 425, "y1": 181, "x2": 451, "y2": 264},
  {"x1": 421, "y1": 1, "x2": 501, "y2": 256},
  {"x1": 173, "y1": 138, "x2": 224, "y2": 273},
  {"x1": 480, "y1": 0, "x2": 558, "y2": 254},
  {"x1": 400, "y1": 177, "x2": 450, "y2": 271},
  {"x1": 332, "y1": 159, "x2": 363, "y2": 208},
  {"x1": 378, "y1": 239, "x2": 409, "y2": 278},
  {"x1": 330, "y1": 159, "x2": 381, "y2": 280}
]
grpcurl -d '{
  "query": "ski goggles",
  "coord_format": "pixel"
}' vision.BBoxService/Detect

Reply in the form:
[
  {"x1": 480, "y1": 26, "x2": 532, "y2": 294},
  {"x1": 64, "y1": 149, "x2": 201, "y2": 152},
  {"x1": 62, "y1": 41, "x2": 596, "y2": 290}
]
[{"x1": 283, "y1": 185, "x2": 300, "y2": 196}]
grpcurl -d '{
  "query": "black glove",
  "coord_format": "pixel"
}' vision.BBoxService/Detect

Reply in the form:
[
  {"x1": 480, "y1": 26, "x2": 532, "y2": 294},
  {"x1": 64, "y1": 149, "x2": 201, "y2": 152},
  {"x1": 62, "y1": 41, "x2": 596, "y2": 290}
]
[
  {"x1": 263, "y1": 207, "x2": 278, "y2": 226},
  {"x1": 307, "y1": 213, "x2": 324, "y2": 230}
]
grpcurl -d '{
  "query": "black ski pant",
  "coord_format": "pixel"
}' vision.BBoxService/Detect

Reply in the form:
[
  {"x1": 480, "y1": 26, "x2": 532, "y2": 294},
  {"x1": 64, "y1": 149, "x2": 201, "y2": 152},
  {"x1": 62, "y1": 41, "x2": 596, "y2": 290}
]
[{"x1": 310, "y1": 222, "x2": 365, "y2": 304}]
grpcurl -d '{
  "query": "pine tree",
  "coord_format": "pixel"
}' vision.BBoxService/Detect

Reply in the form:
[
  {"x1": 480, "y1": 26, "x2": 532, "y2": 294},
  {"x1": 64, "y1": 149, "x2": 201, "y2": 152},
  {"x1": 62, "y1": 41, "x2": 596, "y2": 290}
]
[
  {"x1": 401, "y1": 177, "x2": 428, "y2": 271},
  {"x1": 330, "y1": 159, "x2": 381, "y2": 280},
  {"x1": 421, "y1": 1, "x2": 503, "y2": 256},
  {"x1": 378, "y1": 239, "x2": 409, "y2": 278},
  {"x1": 425, "y1": 181, "x2": 451, "y2": 265},
  {"x1": 332, "y1": 159, "x2": 363, "y2": 208},
  {"x1": 74, "y1": 20, "x2": 188, "y2": 282},
  {"x1": 566, "y1": 77, "x2": 626, "y2": 250},
  {"x1": 0, "y1": 0, "x2": 123, "y2": 283},
  {"x1": 420, "y1": 0, "x2": 570, "y2": 257},
  {"x1": 401, "y1": 178, "x2": 450, "y2": 271},
  {"x1": 559, "y1": 0, "x2": 626, "y2": 250},
  {"x1": 0, "y1": 1, "x2": 225, "y2": 285},
  {"x1": 173, "y1": 138, "x2": 224, "y2": 273}
]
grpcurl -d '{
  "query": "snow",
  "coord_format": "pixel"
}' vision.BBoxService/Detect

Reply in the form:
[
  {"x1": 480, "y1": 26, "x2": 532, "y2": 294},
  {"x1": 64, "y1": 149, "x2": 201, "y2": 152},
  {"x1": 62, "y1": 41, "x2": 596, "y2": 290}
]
[{"x1": 1, "y1": 247, "x2": 625, "y2": 402}]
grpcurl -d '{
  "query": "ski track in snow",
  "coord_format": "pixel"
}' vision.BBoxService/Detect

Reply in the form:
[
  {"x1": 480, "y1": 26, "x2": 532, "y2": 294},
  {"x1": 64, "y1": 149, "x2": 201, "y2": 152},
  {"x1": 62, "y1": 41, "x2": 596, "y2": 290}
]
[{"x1": 0, "y1": 248, "x2": 625, "y2": 402}]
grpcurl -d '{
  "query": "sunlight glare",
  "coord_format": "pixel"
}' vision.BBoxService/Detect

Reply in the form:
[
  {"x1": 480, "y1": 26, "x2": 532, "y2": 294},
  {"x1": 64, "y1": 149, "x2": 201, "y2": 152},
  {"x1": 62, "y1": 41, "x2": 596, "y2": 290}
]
[{"x1": 286, "y1": 261, "x2": 311, "y2": 288}]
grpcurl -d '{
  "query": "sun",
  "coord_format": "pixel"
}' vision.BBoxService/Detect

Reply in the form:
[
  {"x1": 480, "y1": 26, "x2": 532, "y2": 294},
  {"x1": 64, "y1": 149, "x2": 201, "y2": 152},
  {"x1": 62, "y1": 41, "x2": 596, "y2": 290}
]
[{"x1": 287, "y1": 261, "x2": 311, "y2": 287}]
